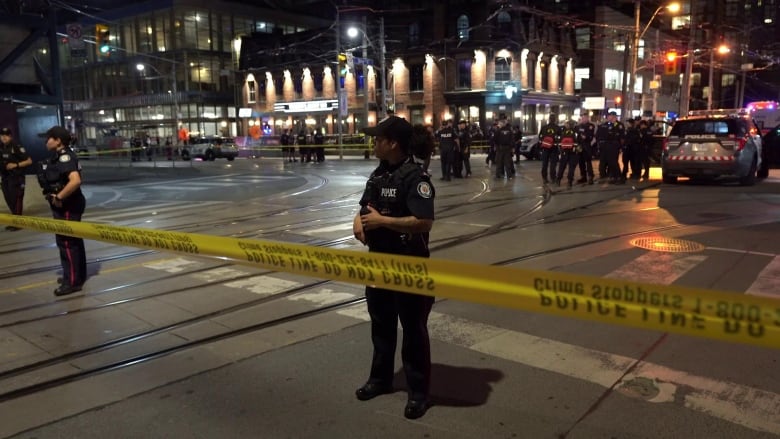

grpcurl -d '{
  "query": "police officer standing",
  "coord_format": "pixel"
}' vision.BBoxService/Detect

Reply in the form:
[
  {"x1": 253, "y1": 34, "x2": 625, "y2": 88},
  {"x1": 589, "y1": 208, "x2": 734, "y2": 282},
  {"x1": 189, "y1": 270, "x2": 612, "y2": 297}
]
[
  {"x1": 555, "y1": 120, "x2": 578, "y2": 188},
  {"x1": 576, "y1": 114, "x2": 596, "y2": 185},
  {"x1": 494, "y1": 114, "x2": 515, "y2": 180},
  {"x1": 638, "y1": 119, "x2": 653, "y2": 180},
  {"x1": 37, "y1": 126, "x2": 87, "y2": 296},
  {"x1": 436, "y1": 119, "x2": 457, "y2": 181},
  {"x1": 622, "y1": 118, "x2": 642, "y2": 181},
  {"x1": 596, "y1": 111, "x2": 625, "y2": 184},
  {"x1": 1, "y1": 127, "x2": 33, "y2": 231},
  {"x1": 354, "y1": 116, "x2": 435, "y2": 420},
  {"x1": 538, "y1": 114, "x2": 560, "y2": 184},
  {"x1": 457, "y1": 120, "x2": 472, "y2": 177}
]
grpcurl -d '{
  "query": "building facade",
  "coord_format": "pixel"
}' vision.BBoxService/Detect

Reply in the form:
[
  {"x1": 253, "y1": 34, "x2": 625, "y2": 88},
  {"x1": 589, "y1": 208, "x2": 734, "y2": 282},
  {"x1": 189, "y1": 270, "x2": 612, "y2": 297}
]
[
  {"x1": 237, "y1": 1, "x2": 583, "y2": 141},
  {"x1": 59, "y1": 0, "x2": 329, "y2": 147}
]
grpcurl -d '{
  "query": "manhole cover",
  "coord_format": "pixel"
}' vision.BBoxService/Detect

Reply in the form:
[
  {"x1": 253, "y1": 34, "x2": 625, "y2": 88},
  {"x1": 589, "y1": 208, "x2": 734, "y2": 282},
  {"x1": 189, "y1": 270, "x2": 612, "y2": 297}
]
[{"x1": 630, "y1": 237, "x2": 704, "y2": 253}]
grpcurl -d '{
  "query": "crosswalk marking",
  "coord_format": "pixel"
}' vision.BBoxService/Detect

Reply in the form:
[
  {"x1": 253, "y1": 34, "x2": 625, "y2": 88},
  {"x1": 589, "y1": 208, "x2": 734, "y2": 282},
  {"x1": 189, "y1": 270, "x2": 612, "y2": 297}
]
[
  {"x1": 135, "y1": 249, "x2": 780, "y2": 434},
  {"x1": 746, "y1": 255, "x2": 780, "y2": 297},
  {"x1": 606, "y1": 251, "x2": 707, "y2": 284}
]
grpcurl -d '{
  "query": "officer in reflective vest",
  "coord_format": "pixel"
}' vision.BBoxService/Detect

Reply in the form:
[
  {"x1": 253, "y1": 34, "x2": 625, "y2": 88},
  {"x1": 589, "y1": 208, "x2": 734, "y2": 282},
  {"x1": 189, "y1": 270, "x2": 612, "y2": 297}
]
[
  {"x1": 538, "y1": 114, "x2": 561, "y2": 184},
  {"x1": 555, "y1": 120, "x2": 579, "y2": 187}
]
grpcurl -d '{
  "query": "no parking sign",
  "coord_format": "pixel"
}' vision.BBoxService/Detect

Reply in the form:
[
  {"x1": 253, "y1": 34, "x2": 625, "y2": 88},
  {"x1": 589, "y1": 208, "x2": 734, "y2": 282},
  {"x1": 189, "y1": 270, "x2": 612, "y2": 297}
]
[{"x1": 67, "y1": 23, "x2": 86, "y2": 57}]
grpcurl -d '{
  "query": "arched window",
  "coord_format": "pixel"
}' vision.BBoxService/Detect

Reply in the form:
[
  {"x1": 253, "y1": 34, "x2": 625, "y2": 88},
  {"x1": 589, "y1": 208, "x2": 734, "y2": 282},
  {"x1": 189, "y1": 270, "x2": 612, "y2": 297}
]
[
  {"x1": 497, "y1": 11, "x2": 511, "y2": 34},
  {"x1": 457, "y1": 15, "x2": 470, "y2": 42}
]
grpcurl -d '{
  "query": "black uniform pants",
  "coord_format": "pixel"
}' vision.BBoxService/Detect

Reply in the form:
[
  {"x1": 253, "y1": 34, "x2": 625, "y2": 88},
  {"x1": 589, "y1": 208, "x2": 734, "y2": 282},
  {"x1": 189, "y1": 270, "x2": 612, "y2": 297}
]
[
  {"x1": 51, "y1": 195, "x2": 87, "y2": 287},
  {"x1": 599, "y1": 142, "x2": 621, "y2": 180},
  {"x1": 462, "y1": 152, "x2": 471, "y2": 176},
  {"x1": 439, "y1": 145, "x2": 454, "y2": 179},
  {"x1": 2, "y1": 174, "x2": 25, "y2": 215},
  {"x1": 540, "y1": 147, "x2": 559, "y2": 182},
  {"x1": 556, "y1": 150, "x2": 579, "y2": 183},
  {"x1": 622, "y1": 145, "x2": 642, "y2": 179},
  {"x1": 365, "y1": 286, "x2": 435, "y2": 400},
  {"x1": 494, "y1": 145, "x2": 514, "y2": 178},
  {"x1": 578, "y1": 144, "x2": 595, "y2": 180}
]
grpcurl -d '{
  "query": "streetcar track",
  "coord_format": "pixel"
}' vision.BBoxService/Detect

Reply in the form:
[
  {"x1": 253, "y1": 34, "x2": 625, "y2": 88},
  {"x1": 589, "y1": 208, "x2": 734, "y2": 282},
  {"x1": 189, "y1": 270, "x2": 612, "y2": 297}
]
[{"x1": 2, "y1": 169, "x2": 770, "y2": 406}]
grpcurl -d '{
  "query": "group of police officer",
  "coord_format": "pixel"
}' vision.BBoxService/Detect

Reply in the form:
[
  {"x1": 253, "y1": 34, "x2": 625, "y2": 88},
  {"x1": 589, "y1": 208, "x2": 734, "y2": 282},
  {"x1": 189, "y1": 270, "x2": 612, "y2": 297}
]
[
  {"x1": 435, "y1": 119, "x2": 473, "y2": 181},
  {"x1": 537, "y1": 111, "x2": 654, "y2": 188},
  {"x1": 1, "y1": 126, "x2": 87, "y2": 297}
]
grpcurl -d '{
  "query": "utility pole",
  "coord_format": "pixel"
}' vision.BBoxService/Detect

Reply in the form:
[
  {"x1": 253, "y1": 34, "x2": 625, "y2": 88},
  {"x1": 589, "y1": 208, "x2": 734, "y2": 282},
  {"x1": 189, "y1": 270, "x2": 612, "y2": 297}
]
[
  {"x1": 628, "y1": 0, "x2": 641, "y2": 117},
  {"x1": 680, "y1": 0, "x2": 696, "y2": 116},
  {"x1": 336, "y1": 11, "x2": 343, "y2": 159},
  {"x1": 379, "y1": 16, "x2": 386, "y2": 119},
  {"x1": 362, "y1": 16, "x2": 369, "y2": 130}
]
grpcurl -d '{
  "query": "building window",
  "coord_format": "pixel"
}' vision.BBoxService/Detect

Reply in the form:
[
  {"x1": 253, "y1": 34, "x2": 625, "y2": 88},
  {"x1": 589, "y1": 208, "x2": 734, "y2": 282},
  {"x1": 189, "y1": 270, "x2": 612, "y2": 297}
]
[
  {"x1": 574, "y1": 67, "x2": 589, "y2": 89},
  {"x1": 409, "y1": 23, "x2": 420, "y2": 46},
  {"x1": 457, "y1": 15, "x2": 470, "y2": 42},
  {"x1": 248, "y1": 80, "x2": 256, "y2": 103},
  {"x1": 457, "y1": 59, "x2": 472, "y2": 88},
  {"x1": 637, "y1": 39, "x2": 645, "y2": 59},
  {"x1": 605, "y1": 68, "x2": 623, "y2": 90},
  {"x1": 495, "y1": 58, "x2": 511, "y2": 82},
  {"x1": 497, "y1": 11, "x2": 511, "y2": 34},
  {"x1": 722, "y1": 73, "x2": 735, "y2": 87},
  {"x1": 575, "y1": 27, "x2": 590, "y2": 50},
  {"x1": 409, "y1": 64, "x2": 424, "y2": 91},
  {"x1": 356, "y1": 66, "x2": 366, "y2": 92}
]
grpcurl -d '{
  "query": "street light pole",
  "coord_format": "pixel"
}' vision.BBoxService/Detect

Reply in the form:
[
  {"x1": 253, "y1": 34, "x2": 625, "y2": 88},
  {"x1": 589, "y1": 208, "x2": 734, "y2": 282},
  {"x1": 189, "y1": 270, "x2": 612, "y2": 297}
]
[
  {"x1": 362, "y1": 16, "x2": 369, "y2": 130},
  {"x1": 137, "y1": 62, "x2": 179, "y2": 146},
  {"x1": 628, "y1": 0, "x2": 641, "y2": 118},
  {"x1": 379, "y1": 16, "x2": 386, "y2": 119},
  {"x1": 336, "y1": 11, "x2": 343, "y2": 159},
  {"x1": 680, "y1": 1, "x2": 696, "y2": 116}
]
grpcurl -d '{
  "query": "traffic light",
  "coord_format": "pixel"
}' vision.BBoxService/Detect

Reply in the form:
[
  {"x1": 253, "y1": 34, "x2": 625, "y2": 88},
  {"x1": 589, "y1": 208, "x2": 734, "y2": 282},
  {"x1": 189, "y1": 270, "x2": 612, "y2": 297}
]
[
  {"x1": 664, "y1": 51, "x2": 678, "y2": 75},
  {"x1": 615, "y1": 95, "x2": 622, "y2": 106},
  {"x1": 96, "y1": 24, "x2": 110, "y2": 56},
  {"x1": 337, "y1": 53, "x2": 348, "y2": 80}
]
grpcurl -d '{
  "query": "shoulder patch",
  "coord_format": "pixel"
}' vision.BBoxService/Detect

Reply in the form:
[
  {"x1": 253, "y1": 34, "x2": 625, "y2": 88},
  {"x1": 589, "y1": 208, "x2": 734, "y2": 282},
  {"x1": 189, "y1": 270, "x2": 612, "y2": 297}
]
[
  {"x1": 59, "y1": 154, "x2": 71, "y2": 163},
  {"x1": 417, "y1": 181, "x2": 432, "y2": 199},
  {"x1": 19, "y1": 147, "x2": 26, "y2": 153}
]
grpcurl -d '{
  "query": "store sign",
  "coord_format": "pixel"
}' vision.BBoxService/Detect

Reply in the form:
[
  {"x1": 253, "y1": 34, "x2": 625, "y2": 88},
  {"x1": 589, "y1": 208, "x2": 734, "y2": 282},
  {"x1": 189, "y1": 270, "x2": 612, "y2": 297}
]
[
  {"x1": 274, "y1": 99, "x2": 338, "y2": 114},
  {"x1": 238, "y1": 108, "x2": 252, "y2": 117},
  {"x1": 582, "y1": 97, "x2": 606, "y2": 110}
]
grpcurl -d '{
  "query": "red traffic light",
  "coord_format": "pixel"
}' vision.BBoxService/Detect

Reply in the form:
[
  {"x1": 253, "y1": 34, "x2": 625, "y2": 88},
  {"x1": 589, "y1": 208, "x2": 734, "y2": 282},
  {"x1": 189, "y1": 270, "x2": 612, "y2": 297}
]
[{"x1": 666, "y1": 51, "x2": 677, "y2": 62}]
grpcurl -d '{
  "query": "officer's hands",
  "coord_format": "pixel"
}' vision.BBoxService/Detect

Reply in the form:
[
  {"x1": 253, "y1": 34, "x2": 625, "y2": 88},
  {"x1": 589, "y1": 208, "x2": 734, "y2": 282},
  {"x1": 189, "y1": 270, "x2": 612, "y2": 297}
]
[
  {"x1": 353, "y1": 214, "x2": 366, "y2": 245},
  {"x1": 48, "y1": 194, "x2": 63, "y2": 208},
  {"x1": 359, "y1": 205, "x2": 384, "y2": 232}
]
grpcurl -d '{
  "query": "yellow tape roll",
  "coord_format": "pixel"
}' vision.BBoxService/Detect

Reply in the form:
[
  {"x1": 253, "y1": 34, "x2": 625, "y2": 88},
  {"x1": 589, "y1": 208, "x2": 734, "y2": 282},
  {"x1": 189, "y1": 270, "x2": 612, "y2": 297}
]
[{"x1": 2, "y1": 213, "x2": 778, "y2": 349}]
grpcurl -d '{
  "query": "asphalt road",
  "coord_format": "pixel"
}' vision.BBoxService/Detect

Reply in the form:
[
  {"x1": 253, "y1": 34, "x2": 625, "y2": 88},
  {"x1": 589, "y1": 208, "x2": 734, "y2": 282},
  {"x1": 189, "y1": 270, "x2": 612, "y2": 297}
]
[{"x1": 1, "y1": 156, "x2": 779, "y2": 438}]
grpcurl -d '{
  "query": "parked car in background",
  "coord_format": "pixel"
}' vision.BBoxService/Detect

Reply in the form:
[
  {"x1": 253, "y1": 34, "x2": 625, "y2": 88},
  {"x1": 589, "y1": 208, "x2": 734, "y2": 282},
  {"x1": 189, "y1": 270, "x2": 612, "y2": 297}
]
[
  {"x1": 181, "y1": 137, "x2": 238, "y2": 161},
  {"x1": 661, "y1": 111, "x2": 763, "y2": 185},
  {"x1": 518, "y1": 135, "x2": 540, "y2": 160}
]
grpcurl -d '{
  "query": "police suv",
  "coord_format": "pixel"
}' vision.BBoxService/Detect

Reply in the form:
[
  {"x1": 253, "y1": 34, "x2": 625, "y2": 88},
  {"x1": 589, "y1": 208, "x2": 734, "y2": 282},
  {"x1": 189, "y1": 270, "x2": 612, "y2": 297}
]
[
  {"x1": 661, "y1": 110, "x2": 762, "y2": 185},
  {"x1": 181, "y1": 137, "x2": 238, "y2": 161}
]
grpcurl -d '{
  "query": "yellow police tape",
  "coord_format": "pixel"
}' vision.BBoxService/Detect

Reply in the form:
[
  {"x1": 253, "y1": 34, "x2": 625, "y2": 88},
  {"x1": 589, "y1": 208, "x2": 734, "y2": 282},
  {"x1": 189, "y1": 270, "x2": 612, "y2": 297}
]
[{"x1": 2, "y1": 213, "x2": 779, "y2": 350}]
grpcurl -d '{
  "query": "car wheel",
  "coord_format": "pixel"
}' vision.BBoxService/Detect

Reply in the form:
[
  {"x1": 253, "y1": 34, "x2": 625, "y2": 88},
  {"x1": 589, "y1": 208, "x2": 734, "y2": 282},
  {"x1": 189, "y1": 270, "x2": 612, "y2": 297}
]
[
  {"x1": 227, "y1": 156, "x2": 235, "y2": 161},
  {"x1": 532, "y1": 146, "x2": 541, "y2": 160},
  {"x1": 206, "y1": 150, "x2": 216, "y2": 161},
  {"x1": 181, "y1": 150, "x2": 190, "y2": 161},
  {"x1": 739, "y1": 156, "x2": 757, "y2": 186}
]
